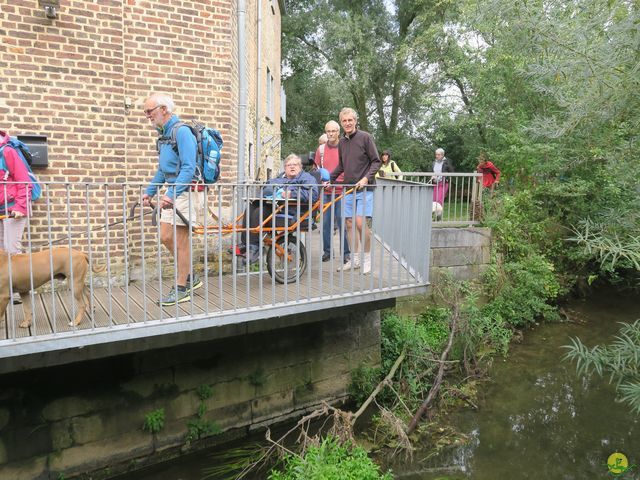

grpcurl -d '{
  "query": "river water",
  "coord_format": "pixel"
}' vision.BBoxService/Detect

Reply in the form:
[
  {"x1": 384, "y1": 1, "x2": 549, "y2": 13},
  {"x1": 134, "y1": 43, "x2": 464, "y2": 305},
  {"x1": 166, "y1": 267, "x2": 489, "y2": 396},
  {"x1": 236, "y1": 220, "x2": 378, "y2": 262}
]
[
  {"x1": 392, "y1": 293, "x2": 640, "y2": 479},
  {"x1": 117, "y1": 293, "x2": 638, "y2": 479}
]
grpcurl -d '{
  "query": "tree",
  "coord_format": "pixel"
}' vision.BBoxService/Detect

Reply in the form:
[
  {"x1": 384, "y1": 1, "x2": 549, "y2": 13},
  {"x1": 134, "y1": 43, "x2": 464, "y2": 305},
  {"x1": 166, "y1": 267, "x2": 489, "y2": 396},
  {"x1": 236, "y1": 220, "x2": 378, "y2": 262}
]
[{"x1": 282, "y1": 0, "x2": 439, "y2": 147}]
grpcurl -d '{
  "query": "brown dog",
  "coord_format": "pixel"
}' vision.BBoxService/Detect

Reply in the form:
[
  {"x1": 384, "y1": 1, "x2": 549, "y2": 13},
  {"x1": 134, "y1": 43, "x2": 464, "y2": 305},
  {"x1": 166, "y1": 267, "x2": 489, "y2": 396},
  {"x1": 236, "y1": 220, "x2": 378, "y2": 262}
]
[{"x1": 0, "y1": 247, "x2": 106, "y2": 328}]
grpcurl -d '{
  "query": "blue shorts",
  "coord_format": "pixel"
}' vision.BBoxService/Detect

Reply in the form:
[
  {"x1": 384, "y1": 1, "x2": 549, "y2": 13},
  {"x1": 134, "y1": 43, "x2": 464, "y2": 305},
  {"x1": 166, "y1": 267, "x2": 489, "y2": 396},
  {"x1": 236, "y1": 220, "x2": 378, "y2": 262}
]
[{"x1": 343, "y1": 190, "x2": 374, "y2": 217}]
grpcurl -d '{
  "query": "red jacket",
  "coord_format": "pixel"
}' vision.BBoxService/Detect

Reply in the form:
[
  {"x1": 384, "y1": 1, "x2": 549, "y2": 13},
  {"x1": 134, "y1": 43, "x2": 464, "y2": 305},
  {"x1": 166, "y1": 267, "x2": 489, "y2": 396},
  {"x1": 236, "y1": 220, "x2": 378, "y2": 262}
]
[
  {"x1": 477, "y1": 161, "x2": 501, "y2": 188},
  {"x1": 0, "y1": 132, "x2": 32, "y2": 216}
]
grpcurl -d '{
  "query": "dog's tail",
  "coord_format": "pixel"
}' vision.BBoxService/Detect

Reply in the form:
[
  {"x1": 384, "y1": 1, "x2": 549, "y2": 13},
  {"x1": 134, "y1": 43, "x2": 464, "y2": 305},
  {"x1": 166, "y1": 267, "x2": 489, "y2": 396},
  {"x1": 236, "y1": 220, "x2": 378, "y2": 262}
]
[
  {"x1": 81, "y1": 252, "x2": 107, "y2": 274},
  {"x1": 92, "y1": 262, "x2": 107, "y2": 274}
]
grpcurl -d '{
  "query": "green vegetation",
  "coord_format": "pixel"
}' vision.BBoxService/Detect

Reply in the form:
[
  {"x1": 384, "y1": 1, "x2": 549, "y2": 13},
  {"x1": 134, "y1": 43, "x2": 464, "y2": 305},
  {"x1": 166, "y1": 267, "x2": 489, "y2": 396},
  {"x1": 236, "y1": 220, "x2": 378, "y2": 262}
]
[
  {"x1": 350, "y1": 311, "x2": 448, "y2": 407},
  {"x1": 247, "y1": 367, "x2": 267, "y2": 388},
  {"x1": 142, "y1": 408, "x2": 165, "y2": 434},
  {"x1": 186, "y1": 384, "x2": 221, "y2": 442},
  {"x1": 196, "y1": 384, "x2": 214, "y2": 401},
  {"x1": 268, "y1": 436, "x2": 392, "y2": 480}
]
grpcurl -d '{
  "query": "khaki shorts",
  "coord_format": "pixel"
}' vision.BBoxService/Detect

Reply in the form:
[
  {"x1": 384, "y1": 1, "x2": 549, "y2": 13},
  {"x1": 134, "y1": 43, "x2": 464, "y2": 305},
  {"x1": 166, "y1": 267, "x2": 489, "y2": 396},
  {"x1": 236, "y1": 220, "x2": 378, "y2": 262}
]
[{"x1": 160, "y1": 190, "x2": 205, "y2": 227}]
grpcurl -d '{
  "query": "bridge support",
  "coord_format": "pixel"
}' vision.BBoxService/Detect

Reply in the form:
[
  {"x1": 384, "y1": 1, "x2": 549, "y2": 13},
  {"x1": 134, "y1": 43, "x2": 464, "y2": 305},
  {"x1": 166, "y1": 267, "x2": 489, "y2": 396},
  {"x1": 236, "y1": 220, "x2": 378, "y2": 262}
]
[{"x1": 0, "y1": 301, "x2": 390, "y2": 479}]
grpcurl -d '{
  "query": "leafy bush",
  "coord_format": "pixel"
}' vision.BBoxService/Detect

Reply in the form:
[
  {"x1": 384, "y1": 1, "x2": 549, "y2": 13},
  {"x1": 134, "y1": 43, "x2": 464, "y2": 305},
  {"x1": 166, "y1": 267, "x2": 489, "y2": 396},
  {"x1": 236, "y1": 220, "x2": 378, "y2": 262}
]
[
  {"x1": 142, "y1": 408, "x2": 165, "y2": 434},
  {"x1": 454, "y1": 295, "x2": 513, "y2": 359},
  {"x1": 481, "y1": 255, "x2": 561, "y2": 328},
  {"x1": 483, "y1": 190, "x2": 553, "y2": 260},
  {"x1": 268, "y1": 437, "x2": 392, "y2": 480},
  {"x1": 350, "y1": 312, "x2": 444, "y2": 407}
]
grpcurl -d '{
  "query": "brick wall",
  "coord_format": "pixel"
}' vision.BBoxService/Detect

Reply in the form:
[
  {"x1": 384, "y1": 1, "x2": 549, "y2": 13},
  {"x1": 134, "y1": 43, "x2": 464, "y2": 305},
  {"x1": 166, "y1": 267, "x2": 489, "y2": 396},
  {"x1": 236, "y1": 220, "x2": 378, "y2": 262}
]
[{"x1": 0, "y1": 0, "x2": 279, "y2": 268}]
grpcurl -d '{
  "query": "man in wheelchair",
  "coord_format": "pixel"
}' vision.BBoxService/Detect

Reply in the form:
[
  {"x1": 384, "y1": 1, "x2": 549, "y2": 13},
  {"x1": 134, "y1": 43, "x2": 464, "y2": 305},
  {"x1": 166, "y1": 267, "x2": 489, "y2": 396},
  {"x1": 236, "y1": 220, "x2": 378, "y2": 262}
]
[{"x1": 241, "y1": 154, "x2": 319, "y2": 263}]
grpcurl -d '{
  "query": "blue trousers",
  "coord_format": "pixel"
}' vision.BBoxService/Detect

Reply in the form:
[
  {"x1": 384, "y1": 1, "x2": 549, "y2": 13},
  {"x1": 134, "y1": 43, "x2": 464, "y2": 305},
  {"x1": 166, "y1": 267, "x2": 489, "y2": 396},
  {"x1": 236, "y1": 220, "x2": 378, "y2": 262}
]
[{"x1": 322, "y1": 194, "x2": 350, "y2": 259}]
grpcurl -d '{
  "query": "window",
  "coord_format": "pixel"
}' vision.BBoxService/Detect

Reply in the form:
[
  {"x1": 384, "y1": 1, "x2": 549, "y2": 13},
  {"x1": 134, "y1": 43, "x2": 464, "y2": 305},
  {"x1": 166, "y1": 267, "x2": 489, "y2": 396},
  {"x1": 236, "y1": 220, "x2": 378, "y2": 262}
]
[
  {"x1": 248, "y1": 142, "x2": 255, "y2": 180},
  {"x1": 266, "y1": 67, "x2": 275, "y2": 121},
  {"x1": 280, "y1": 86, "x2": 287, "y2": 123}
]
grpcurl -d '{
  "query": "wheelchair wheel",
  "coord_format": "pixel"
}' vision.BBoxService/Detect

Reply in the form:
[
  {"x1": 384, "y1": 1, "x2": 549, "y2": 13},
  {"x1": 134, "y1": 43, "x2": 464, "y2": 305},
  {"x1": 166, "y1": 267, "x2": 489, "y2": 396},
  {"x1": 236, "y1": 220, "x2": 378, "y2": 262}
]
[{"x1": 266, "y1": 235, "x2": 307, "y2": 284}]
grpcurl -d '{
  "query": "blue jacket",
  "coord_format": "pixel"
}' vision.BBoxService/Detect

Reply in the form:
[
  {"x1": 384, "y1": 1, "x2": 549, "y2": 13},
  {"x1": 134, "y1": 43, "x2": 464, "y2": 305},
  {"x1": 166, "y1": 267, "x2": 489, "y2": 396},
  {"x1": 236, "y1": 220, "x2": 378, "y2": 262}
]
[
  {"x1": 263, "y1": 171, "x2": 319, "y2": 204},
  {"x1": 145, "y1": 115, "x2": 197, "y2": 199}
]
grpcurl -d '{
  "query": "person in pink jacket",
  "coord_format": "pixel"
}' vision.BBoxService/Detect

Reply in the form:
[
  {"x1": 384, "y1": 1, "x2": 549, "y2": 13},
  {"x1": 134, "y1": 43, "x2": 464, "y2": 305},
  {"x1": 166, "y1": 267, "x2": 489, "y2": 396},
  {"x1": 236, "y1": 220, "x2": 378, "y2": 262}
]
[
  {"x1": 0, "y1": 131, "x2": 33, "y2": 304},
  {"x1": 0, "y1": 130, "x2": 32, "y2": 254}
]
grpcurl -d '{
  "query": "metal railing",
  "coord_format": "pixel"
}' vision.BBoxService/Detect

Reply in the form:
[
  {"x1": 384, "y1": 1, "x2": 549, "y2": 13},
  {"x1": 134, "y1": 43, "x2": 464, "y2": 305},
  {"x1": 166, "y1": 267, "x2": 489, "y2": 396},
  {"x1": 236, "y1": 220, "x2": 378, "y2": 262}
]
[
  {"x1": 385, "y1": 172, "x2": 483, "y2": 226},
  {"x1": 0, "y1": 181, "x2": 432, "y2": 354}
]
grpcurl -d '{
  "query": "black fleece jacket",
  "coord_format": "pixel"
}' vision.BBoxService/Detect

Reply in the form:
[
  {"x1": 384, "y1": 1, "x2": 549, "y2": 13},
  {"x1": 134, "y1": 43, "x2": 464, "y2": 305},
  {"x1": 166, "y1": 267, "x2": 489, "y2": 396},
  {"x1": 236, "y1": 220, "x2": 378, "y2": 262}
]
[{"x1": 330, "y1": 129, "x2": 381, "y2": 186}]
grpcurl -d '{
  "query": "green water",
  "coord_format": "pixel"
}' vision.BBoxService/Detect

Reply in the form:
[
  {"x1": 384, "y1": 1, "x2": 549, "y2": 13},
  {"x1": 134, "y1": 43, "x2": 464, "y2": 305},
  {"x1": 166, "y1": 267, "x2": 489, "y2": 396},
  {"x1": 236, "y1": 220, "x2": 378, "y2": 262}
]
[{"x1": 391, "y1": 293, "x2": 640, "y2": 479}]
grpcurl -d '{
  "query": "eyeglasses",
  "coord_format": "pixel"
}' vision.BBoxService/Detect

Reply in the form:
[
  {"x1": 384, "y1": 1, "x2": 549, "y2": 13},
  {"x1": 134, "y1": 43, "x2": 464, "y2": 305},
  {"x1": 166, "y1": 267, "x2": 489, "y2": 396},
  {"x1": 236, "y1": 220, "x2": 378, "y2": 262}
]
[{"x1": 143, "y1": 105, "x2": 162, "y2": 116}]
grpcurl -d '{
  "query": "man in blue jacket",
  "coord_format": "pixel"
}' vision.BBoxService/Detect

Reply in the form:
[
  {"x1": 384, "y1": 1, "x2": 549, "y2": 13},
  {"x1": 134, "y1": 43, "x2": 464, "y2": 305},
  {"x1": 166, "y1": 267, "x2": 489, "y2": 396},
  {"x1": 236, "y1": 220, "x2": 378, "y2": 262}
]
[
  {"x1": 242, "y1": 154, "x2": 318, "y2": 263},
  {"x1": 142, "y1": 94, "x2": 204, "y2": 306}
]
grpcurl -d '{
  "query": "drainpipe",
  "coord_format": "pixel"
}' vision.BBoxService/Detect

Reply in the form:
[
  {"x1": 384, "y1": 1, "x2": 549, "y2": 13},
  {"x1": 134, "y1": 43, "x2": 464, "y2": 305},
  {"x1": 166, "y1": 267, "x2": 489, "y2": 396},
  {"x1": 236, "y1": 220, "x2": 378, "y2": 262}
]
[
  {"x1": 254, "y1": 0, "x2": 263, "y2": 182},
  {"x1": 237, "y1": 0, "x2": 247, "y2": 184}
]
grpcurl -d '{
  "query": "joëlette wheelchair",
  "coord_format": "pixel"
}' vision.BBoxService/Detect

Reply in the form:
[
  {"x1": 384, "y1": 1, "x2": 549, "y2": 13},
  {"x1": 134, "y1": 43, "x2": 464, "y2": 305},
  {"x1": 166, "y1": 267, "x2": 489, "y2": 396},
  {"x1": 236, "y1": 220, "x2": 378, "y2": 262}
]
[{"x1": 144, "y1": 185, "x2": 353, "y2": 284}]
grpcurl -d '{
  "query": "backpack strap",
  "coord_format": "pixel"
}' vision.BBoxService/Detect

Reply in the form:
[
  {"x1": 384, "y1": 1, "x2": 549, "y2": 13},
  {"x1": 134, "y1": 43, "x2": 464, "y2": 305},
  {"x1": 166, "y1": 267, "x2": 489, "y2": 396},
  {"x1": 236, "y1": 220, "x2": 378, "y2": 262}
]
[
  {"x1": 156, "y1": 121, "x2": 194, "y2": 181},
  {"x1": 0, "y1": 144, "x2": 8, "y2": 178}
]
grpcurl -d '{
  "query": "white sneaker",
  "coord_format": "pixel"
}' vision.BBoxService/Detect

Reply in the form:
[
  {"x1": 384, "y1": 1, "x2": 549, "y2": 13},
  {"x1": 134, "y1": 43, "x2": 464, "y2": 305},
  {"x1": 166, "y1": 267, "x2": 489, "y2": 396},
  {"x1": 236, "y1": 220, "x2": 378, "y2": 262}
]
[
  {"x1": 338, "y1": 254, "x2": 361, "y2": 271},
  {"x1": 362, "y1": 253, "x2": 371, "y2": 274},
  {"x1": 338, "y1": 258, "x2": 354, "y2": 271}
]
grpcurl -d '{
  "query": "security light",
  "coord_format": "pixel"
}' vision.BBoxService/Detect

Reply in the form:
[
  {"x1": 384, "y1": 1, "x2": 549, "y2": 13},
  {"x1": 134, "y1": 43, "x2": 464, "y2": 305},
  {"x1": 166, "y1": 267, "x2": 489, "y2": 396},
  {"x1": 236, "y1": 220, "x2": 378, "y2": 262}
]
[{"x1": 39, "y1": 0, "x2": 59, "y2": 19}]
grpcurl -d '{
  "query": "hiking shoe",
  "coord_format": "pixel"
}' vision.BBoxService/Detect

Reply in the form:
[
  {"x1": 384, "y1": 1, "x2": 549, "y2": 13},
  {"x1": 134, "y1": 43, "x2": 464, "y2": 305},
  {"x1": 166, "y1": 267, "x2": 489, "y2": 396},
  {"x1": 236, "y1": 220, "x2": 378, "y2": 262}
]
[
  {"x1": 158, "y1": 287, "x2": 191, "y2": 306},
  {"x1": 186, "y1": 274, "x2": 202, "y2": 292},
  {"x1": 12, "y1": 292, "x2": 22, "y2": 305},
  {"x1": 322, "y1": 253, "x2": 331, "y2": 262}
]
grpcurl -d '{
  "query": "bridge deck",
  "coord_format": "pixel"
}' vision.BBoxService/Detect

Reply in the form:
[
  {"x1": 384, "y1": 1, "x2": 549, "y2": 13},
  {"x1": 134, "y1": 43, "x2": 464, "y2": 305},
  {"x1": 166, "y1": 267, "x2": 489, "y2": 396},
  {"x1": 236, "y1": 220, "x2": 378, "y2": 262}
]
[{"x1": 1, "y1": 233, "x2": 423, "y2": 344}]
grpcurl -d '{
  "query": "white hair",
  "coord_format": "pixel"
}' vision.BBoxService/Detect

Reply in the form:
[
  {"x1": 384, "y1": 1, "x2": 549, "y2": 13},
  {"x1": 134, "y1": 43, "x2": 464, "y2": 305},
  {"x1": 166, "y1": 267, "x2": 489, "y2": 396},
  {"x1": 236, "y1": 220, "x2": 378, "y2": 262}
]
[
  {"x1": 148, "y1": 93, "x2": 175, "y2": 113},
  {"x1": 325, "y1": 120, "x2": 340, "y2": 131},
  {"x1": 284, "y1": 154, "x2": 302, "y2": 167},
  {"x1": 318, "y1": 134, "x2": 328, "y2": 145},
  {"x1": 435, "y1": 148, "x2": 445, "y2": 155},
  {"x1": 339, "y1": 107, "x2": 358, "y2": 121}
]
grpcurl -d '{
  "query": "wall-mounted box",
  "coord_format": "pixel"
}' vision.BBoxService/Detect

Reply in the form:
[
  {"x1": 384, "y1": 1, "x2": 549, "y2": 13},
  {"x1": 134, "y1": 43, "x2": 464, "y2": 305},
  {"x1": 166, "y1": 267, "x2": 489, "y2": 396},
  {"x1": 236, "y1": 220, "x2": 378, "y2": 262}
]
[{"x1": 17, "y1": 135, "x2": 48, "y2": 168}]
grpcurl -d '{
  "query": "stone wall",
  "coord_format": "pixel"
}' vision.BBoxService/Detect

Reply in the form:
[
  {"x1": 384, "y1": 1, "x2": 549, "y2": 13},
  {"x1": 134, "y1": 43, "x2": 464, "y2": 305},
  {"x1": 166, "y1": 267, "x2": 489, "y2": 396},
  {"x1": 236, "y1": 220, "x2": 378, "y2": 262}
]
[
  {"x1": 0, "y1": 308, "x2": 381, "y2": 480},
  {"x1": 430, "y1": 227, "x2": 492, "y2": 281}
]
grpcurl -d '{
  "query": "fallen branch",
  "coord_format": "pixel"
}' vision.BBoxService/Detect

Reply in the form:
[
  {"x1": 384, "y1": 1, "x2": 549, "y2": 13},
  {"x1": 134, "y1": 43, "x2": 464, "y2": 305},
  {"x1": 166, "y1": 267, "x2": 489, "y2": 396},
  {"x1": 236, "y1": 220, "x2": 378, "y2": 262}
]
[
  {"x1": 406, "y1": 303, "x2": 460, "y2": 435},
  {"x1": 353, "y1": 350, "x2": 406, "y2": 422},
  {"x1": 237, "y1": 350, "x2": 408, "y2": 478}
]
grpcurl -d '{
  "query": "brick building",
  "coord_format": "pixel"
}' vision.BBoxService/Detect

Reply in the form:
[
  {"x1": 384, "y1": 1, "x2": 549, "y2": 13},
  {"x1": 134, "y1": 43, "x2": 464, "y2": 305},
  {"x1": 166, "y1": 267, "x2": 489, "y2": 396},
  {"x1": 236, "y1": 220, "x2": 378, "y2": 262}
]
[{"x1": 0, "y1": 0, "x2": 283, "y2": 261}]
